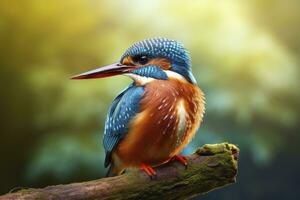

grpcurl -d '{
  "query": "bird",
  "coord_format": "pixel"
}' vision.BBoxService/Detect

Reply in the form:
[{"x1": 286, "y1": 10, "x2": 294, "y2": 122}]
[{"x1": 72, "y1": 37, "x2": 205, "y2": 177}]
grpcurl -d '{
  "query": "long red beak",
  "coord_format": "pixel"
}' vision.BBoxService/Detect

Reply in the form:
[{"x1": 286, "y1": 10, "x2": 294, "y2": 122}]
[{"x1": 71, "y1": 63, "x2": 136, "y2": 79}]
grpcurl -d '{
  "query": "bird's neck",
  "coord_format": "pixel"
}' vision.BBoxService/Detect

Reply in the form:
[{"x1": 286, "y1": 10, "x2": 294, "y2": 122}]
[
  {"x1": 125, "y1": 70, "x2": 189, "y2": 86},
  {"x1": 170, "y1": 64, "x2": 197, "y2": 84}
]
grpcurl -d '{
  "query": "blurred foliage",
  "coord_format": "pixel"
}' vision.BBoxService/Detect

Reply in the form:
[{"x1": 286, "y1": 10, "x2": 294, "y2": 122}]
[{"x1": 0, "y1": 0, "x2": 299, "y2": 199}]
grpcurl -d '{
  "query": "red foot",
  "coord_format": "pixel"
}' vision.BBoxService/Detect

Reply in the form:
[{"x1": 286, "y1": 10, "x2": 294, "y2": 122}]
[
  {"x1": 140, "y1": 163, "x2": 157, "y2": 178},
  {"x1": 172, "y1": 155, "x2": 189, "y2": 167}
]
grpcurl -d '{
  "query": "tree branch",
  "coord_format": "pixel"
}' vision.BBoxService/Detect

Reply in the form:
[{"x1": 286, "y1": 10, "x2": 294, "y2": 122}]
[{"x1": 0, "y1": 143, "x2": 239, "y2": 200}]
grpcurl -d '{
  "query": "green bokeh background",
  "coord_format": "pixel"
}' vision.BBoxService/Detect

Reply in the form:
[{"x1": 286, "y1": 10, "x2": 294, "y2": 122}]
[{"x1": 0, "y1": 0, "x2": 299, "y2": 199}]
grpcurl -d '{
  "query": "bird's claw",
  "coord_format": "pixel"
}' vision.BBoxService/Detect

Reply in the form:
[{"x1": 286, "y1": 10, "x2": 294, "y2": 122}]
[
  {"x1": 172, "y1": 155, "x2": 189, "y2": 168},
  {"x1": 140, "y1": 163, "x2": 157, "y2": 179}
]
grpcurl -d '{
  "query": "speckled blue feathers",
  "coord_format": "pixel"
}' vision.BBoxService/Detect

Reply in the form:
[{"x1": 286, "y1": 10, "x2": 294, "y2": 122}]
[
  {"x1": 121, "y1": 37, "x2": 191, "y2": 68},
  {"x1": 103, "y1": 84, "x2": 144, "y2": 167}
]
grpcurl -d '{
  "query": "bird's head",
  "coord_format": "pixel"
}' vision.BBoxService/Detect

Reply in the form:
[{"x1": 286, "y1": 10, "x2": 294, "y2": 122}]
[{"x1": 72, "y1": 37, "x2": 196, "y2": 84}]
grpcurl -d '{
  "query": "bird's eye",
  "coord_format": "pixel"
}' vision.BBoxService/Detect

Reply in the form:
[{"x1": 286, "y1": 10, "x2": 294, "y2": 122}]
[{"x1": 133, "y1": 55, "x2": 149, "y2": 65}]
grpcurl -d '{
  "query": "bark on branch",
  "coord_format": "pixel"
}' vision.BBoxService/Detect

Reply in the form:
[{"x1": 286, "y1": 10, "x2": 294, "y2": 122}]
[{"x1": 0, "y1": 143, "x2": 239, "y2": 200}]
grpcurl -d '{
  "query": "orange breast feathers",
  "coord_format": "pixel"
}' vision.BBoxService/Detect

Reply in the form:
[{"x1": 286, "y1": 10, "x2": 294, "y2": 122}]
[{"x1": 115, "y1": 78, "x2": 205, "y2": 167}]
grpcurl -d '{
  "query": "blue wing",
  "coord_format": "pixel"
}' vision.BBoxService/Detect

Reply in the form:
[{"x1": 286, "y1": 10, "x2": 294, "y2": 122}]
[{"x1": 103, "y1": 84, "x2": 144, "y2": 167}]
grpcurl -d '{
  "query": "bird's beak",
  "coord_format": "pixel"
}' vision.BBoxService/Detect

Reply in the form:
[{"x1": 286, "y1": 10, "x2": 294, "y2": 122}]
[{"x1": 71, "y1": 63, "x2": 136, "y2": 79}]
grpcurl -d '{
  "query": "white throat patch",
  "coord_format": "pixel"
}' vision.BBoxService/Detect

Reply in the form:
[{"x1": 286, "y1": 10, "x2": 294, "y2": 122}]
[
  {"x1": 124, "y1": 73, "x2": 155, "y2": 85},
  {"x1": 164, "y1": 70, "x2": 186, "y2": 81}
]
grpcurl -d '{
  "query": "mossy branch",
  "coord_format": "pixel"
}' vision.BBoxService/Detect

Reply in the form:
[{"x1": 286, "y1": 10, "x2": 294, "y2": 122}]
[{"x1": 0, "y1": 143, "x2": 239, "y2": 200}]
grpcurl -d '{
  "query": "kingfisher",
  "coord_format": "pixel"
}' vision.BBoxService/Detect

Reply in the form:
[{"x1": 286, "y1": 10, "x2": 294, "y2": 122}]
[{"x1": 72, "y1": 37, "x2": 205, "y2": 177}]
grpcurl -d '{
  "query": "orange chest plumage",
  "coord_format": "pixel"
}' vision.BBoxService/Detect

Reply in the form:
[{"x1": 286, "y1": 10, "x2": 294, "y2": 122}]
[{"x1": 114, "y1": 78, "x2": 205, "y2": 167}]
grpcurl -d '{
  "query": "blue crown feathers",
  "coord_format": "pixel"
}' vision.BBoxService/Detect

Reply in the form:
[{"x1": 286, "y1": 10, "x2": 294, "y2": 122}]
[{"x1": 121, "y1": 37, "x2": 191, "y2": 68}]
